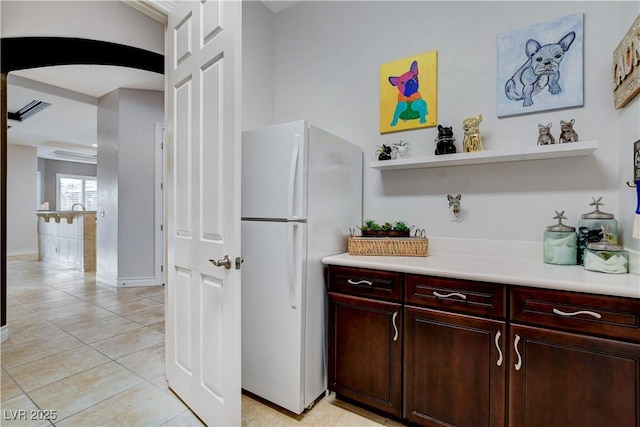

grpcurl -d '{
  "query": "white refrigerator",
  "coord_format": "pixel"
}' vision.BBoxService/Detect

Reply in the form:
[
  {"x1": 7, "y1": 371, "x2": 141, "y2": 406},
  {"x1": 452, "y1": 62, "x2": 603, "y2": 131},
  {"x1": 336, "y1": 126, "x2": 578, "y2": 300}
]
[{"x1": 241, "y1": 120, "x2": 363, "y2": 414}]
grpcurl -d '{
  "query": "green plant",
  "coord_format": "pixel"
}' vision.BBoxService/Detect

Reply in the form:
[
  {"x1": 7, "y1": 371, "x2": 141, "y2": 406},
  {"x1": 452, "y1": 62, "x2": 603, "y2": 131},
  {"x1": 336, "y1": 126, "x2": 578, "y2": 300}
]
[
  {"x1": 381, "y1": 221, "x2": 393, "y2": 231},
  {"x1": 393, "y1": 221, "x2": 411, "y2": 232},
  {"x1": 360, "y1": 219, "x2": 381, "y2": 231}
]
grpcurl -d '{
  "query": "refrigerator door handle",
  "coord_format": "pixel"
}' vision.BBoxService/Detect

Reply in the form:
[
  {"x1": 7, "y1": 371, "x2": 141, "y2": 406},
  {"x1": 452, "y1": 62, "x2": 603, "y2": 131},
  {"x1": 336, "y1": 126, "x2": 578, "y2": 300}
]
[
  {"x1": 287, "y1": 222, "x2": 299, "y2": 309},
  {"x1": 287, "y1": 134, "x2": 301, "y2": 220}
]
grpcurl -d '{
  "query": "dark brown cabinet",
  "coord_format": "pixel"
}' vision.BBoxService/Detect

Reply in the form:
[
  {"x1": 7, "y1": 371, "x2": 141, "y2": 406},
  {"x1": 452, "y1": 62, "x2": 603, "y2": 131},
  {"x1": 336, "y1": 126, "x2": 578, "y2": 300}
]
[
  {"x1": 508, "y1": 323, "x2": 640, "y2": 427},
  {"x1": 326, "y1": 264, "x2": 640, "y2": 427},
  {"x1": 508, "y1": 287, "x2": 640, "y2": 427},
  {"x1": 404, "y1": 307, "x2": 506, "y2": 426},
  {"x1": 404, "y1": 275, "x2": 507, "y2": 427},
  {"x1": 327, "y1": 266, "x2": 403, "y2": 417}
]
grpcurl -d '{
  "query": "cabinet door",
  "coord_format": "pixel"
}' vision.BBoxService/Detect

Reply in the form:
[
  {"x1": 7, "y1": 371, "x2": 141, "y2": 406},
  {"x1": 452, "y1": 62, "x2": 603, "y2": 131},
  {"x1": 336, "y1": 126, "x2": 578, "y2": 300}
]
[
  {"x1": 509, "y1": 324, "x2": 640, "y2": 427},
  {"x1": 328, "y1": 292, "x2": 402, "y2": 417},
  {"x1": 404, "y1": 306, "x2": 506, "y2": 427}
]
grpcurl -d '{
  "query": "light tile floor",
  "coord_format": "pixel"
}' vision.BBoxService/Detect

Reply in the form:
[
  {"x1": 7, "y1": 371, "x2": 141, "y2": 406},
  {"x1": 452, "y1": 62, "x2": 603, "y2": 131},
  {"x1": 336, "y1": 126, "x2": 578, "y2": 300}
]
[{"x1": 2, "y1": 255, "x2": 403, "y2": 426}]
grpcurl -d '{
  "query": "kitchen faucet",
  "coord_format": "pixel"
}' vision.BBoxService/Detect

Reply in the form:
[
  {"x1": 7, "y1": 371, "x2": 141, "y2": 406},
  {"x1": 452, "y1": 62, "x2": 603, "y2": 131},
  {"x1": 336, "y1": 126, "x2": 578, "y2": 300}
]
[{"x1": 71, "y1": 203, "x2": 86, "y2": 211}]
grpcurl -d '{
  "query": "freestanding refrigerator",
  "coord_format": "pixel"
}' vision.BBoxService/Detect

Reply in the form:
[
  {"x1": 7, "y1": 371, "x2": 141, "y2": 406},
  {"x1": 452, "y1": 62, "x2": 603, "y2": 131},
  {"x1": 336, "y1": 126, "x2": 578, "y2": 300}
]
[{"x1": 241, "y1": 120, "x2": 363, "y2": 414}]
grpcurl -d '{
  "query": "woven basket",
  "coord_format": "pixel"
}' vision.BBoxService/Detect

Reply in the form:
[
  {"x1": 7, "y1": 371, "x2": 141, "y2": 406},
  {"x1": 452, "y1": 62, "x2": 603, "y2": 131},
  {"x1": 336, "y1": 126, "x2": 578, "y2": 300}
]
[{"x1": 348, "y1": 236, "x2": 428, "y2": 257}]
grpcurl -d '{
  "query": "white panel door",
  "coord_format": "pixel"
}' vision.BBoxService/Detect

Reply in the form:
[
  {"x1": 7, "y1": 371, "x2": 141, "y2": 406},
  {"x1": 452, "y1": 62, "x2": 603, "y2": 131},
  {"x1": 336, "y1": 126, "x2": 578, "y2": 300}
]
[{"x1": 165, "y1": 1, "x2": 242, "y2": 425}]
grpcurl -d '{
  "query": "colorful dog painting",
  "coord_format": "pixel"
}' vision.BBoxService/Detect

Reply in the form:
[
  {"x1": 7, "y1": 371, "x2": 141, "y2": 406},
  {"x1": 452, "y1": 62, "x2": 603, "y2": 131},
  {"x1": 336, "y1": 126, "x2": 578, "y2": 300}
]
[
  {"x1": 388, "y1": 61, "x2": 428, "y2": 127},
  {"x1": 380, "y1": 51, "x2": 437, "y2": 134}
]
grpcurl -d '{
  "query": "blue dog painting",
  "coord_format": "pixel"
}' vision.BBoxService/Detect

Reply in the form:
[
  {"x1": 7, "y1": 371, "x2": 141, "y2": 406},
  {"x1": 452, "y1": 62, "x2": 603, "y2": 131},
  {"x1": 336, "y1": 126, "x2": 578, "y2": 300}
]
[
  {"x1": 504, "y1": 31, "x2": 576, "y2": 108},
  {"x1": 497, "y1": 14, "x2": 583, "y2": 117}
]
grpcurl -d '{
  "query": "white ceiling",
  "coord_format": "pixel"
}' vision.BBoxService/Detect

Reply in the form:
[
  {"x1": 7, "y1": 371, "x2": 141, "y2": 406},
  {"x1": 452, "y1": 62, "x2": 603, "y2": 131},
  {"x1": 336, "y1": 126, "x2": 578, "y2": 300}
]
[
  {"x1": 6, "y1": 0, "x2": 299, "y2": 164},
  {"x1": 7, "y1": 65, "x2": 164, "y2": 164}
]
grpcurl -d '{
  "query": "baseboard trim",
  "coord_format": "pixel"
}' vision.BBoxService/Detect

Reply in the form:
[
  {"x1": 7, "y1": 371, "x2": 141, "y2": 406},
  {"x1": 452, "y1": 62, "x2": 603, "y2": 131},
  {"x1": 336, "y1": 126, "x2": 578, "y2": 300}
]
[
  {"x1": 1, "y1": 325, "x2": 9, "y2": 342},
  {"x1": 7, "y1": 249, "x2": 38, "y2": 257},
  {"x1": 117, "y1": 276, "x2": 162, "y2": 288},
  {"x1": 96, "y1": 273, "x2": 118, "y2": 287}
]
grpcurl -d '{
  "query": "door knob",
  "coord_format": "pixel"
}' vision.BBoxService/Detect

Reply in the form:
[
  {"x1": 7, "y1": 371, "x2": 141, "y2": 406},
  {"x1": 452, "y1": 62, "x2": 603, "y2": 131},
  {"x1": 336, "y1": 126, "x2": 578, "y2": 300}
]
[{"x1": 209, "y1": 255, "x2": 232, "y2": 269}]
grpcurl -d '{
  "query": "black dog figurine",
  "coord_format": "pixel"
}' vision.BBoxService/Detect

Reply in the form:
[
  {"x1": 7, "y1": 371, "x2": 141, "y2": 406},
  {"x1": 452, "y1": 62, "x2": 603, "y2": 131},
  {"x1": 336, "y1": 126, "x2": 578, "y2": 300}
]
[
  {"x1": 376, "y1": 144, "x2": 393, "y2": 160},
  {"x1": 434, "y1": 125, "x2": 457, "y2": 155}
]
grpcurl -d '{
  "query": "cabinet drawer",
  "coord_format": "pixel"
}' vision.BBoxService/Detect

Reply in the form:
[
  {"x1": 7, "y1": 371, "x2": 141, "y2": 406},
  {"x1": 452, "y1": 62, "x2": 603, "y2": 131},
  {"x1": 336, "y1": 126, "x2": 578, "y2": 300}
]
[
  {"x1": 327, "y1": 266, "x2": 402, "y2": 302},
  {"x1": 510, "y1": 287, "x2": 640, "y2": 343},
  {"x1": 405, "y1": 274, "x2": 506, "y2": 319}
]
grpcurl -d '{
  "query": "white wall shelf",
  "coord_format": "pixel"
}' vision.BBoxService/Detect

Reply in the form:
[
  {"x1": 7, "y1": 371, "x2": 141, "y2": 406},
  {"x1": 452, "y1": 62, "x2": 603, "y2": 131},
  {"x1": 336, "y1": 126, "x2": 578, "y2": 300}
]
[{"x1": 370, "y1": 140, "x2": 598, "y2": 171}]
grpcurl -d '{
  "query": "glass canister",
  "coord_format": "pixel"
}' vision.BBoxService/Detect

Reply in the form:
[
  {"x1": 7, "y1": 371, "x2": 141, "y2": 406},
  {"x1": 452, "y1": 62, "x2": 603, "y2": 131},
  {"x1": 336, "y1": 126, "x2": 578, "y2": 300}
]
[
  {"x1": 577, "y1": 196, "x2": 619, "y2": 265},
  {"x1": 583, "y1": 242, "x2": 629, "y2": 274},
  {"x1": 543, "y1": 211, "x2": 577, "y2": 265}
]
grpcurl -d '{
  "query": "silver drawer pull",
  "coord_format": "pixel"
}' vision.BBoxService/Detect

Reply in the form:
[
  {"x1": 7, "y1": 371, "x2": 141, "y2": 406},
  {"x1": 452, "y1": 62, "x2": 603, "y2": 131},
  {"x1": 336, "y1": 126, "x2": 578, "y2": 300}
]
[
  {"x1": 433, "y1": 291, "x2": 467, "y2": 300},
  {"x1": 495, "y1": 331, "x2": 503, "y2": 367},
  {"x1": 553, "y1": 308, "x2": 602, "y2": 319},
  {"x1": 514, "y1": 334, "x2": 522, "y2": 371},
  {"x1": 347, "y1": 279, "x2": 373, "y2": 287},
  {"x1": 392, "y1": 312, "x2": 399, "y2": 342}
]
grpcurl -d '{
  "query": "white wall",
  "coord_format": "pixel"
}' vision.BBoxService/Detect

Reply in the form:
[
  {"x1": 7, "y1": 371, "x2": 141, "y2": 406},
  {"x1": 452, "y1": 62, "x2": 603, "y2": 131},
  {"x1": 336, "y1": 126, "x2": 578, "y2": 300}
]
[
  {"x1": 97, "y1": 90, "x2": 120, "y2": 283},
  {"x1": 242, "y1": 1, "x2": 276, "y2": 130},
  {"x1": 118, "y1": 89, "x2": 163, "y2": 284},
  {"x1": 1, "y1": 0, "x2": 164, "y2": 54},
  {"x1": 97, "y1": 88, "x2": 163, "y2": 287},
  {"x1": 7, "y1": 144, "x2": 37, "y2": 255},
  {"x1": 616, "y1": 2, "x2": 640, "y2": 253},
  {"x1": 267, "y1": 1, "x2": 639, "y2": 247}
]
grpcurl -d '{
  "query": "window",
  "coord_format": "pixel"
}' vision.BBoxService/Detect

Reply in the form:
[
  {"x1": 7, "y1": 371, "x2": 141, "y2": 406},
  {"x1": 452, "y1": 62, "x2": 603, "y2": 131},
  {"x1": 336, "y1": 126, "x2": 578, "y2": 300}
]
[{"x1": 57, "y1": 174, "x2": 97, "y2": 211}]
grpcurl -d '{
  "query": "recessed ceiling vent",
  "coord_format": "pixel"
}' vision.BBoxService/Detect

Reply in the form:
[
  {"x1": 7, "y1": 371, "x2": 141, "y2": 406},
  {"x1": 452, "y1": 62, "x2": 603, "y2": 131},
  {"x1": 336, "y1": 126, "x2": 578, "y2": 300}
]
[{"x1": 8, "y1": 100, "x2": 51, "y2": 121}]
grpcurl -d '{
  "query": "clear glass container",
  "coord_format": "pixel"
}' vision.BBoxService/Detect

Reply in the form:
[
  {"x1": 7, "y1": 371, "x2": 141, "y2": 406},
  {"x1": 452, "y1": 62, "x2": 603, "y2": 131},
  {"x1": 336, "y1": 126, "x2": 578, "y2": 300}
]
[
  {"x1": 577, "y1": 197, "x2": 619, "y2": 265},
  {"x1": 583, "y1": 242, "x2": 629, "y2": 274},
  {"x1": 543, "y1": 211, "x2": 577, "y2": 265}
]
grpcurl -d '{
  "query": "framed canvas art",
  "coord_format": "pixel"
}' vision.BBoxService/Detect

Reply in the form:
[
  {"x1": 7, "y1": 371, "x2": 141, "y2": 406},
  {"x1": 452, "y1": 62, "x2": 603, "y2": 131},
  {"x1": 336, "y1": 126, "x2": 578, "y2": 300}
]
[
  {"x1": 497, "y1": 13, "x2": 584, "y2": 118},
  {"x1": 380, "y1": 50, "x2": 437, "y2": 134}
]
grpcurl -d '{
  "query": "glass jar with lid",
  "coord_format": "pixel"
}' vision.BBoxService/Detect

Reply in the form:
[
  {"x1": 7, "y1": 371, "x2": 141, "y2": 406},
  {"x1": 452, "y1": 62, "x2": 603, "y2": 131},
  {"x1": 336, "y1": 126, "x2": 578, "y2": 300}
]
[
  {"x1": 577, "y1": 196, "x2": 619, "y2": 265},
  {"x1": 543, "y1": 210, "x2": 577, "y2": 265},
  {"x1": 583, "y1": 242, "x2": 629, "y2": 274}
]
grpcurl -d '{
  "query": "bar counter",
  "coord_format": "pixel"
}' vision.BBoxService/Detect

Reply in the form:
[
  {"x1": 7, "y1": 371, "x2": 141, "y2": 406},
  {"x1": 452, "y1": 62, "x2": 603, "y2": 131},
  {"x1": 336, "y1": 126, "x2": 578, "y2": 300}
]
[{"x1": 36, "y1": 210, "x2": 97, "y2": 272}]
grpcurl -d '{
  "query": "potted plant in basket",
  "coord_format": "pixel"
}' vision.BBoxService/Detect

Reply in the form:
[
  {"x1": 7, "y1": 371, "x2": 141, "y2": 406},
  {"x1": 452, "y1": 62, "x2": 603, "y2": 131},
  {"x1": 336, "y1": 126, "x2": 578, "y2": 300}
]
[
  {"x1": 359, "y1": 219, "x2": 384, "y2": 237},
  {"x1": 388, "y1": 220, "x2": 412, "y2": 237}
]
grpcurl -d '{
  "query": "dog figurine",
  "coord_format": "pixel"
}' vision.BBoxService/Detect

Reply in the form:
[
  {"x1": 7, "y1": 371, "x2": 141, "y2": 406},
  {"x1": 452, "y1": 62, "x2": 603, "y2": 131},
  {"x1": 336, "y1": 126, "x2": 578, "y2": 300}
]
[
  {"x1": 558, "y1": 119, "x2": 579, "y2": 143},
  {"x1": 376, "y1": 144, "x2": 392, "y2": 160},
  {"x1": 388, "y1": 60, "x2": 428, "y2": 126},
  {"x1": 505, "y1": 31, "x2": 576, "y2": 108},
  {"x1": 434, "y1": 125, "x2": 457, "y2": 155},
  {"x1": 537, "y1": 123, "x2": 556, "y2": 145},
  {"x1": 463, "y1": 114, "x2": 485, "y2": 152}
]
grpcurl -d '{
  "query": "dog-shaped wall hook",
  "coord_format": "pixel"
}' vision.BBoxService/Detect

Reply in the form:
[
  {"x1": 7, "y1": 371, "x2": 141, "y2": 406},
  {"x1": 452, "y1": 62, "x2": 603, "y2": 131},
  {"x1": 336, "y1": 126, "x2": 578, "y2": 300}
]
[
  {"x1": 448, "y1": 194, "x2": 462, "y2": 218},
  {"x1": 388, "y1": 60, "x2": 428, "y2": 127}
]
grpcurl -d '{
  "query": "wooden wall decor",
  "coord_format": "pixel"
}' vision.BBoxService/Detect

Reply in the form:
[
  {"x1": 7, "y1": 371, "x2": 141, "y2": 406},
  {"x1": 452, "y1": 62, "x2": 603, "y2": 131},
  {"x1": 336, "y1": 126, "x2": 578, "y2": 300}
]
[{"x1": 612, "y1": 15, "x2": 640, "y2": 109}]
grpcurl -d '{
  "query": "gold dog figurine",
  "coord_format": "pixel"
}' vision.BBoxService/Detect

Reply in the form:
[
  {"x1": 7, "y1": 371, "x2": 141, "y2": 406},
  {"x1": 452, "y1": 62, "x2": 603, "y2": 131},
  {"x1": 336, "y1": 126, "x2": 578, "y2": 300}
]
[{"x1": 463, "y1": 114, "x2": 484, "y2": 152}]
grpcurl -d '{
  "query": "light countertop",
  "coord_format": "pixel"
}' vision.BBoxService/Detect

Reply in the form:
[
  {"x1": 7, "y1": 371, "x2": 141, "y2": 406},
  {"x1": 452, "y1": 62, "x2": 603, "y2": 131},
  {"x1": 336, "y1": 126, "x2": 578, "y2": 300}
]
[{"x1": 322, "y1": 251, "x2": 640, "y2": 299}]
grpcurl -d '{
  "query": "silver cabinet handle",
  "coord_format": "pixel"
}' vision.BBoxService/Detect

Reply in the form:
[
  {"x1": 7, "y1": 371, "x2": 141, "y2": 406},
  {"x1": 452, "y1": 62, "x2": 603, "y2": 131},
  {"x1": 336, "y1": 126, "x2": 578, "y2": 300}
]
[
  {"x1": 209, "y1": 255, "x2": 231, "y2": 269},
  {"x1": 347, "y1": 279, "x2": 373, "y2": 287},
  {"x1": 432, "y1": 291, "x2": 467, "y2": 300},
  {"x1": 392, "y1": 311, "x2": 399, "y2": 342},
  {"x1": 553, "y1": 308, "x2": 602, "y2": 319},
  {"x1": 495, "y1": 331, "x2": 503, "y2": 367},
  {"x1": 514, "y1": 334, "x2": 522, "y2": 371}
]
